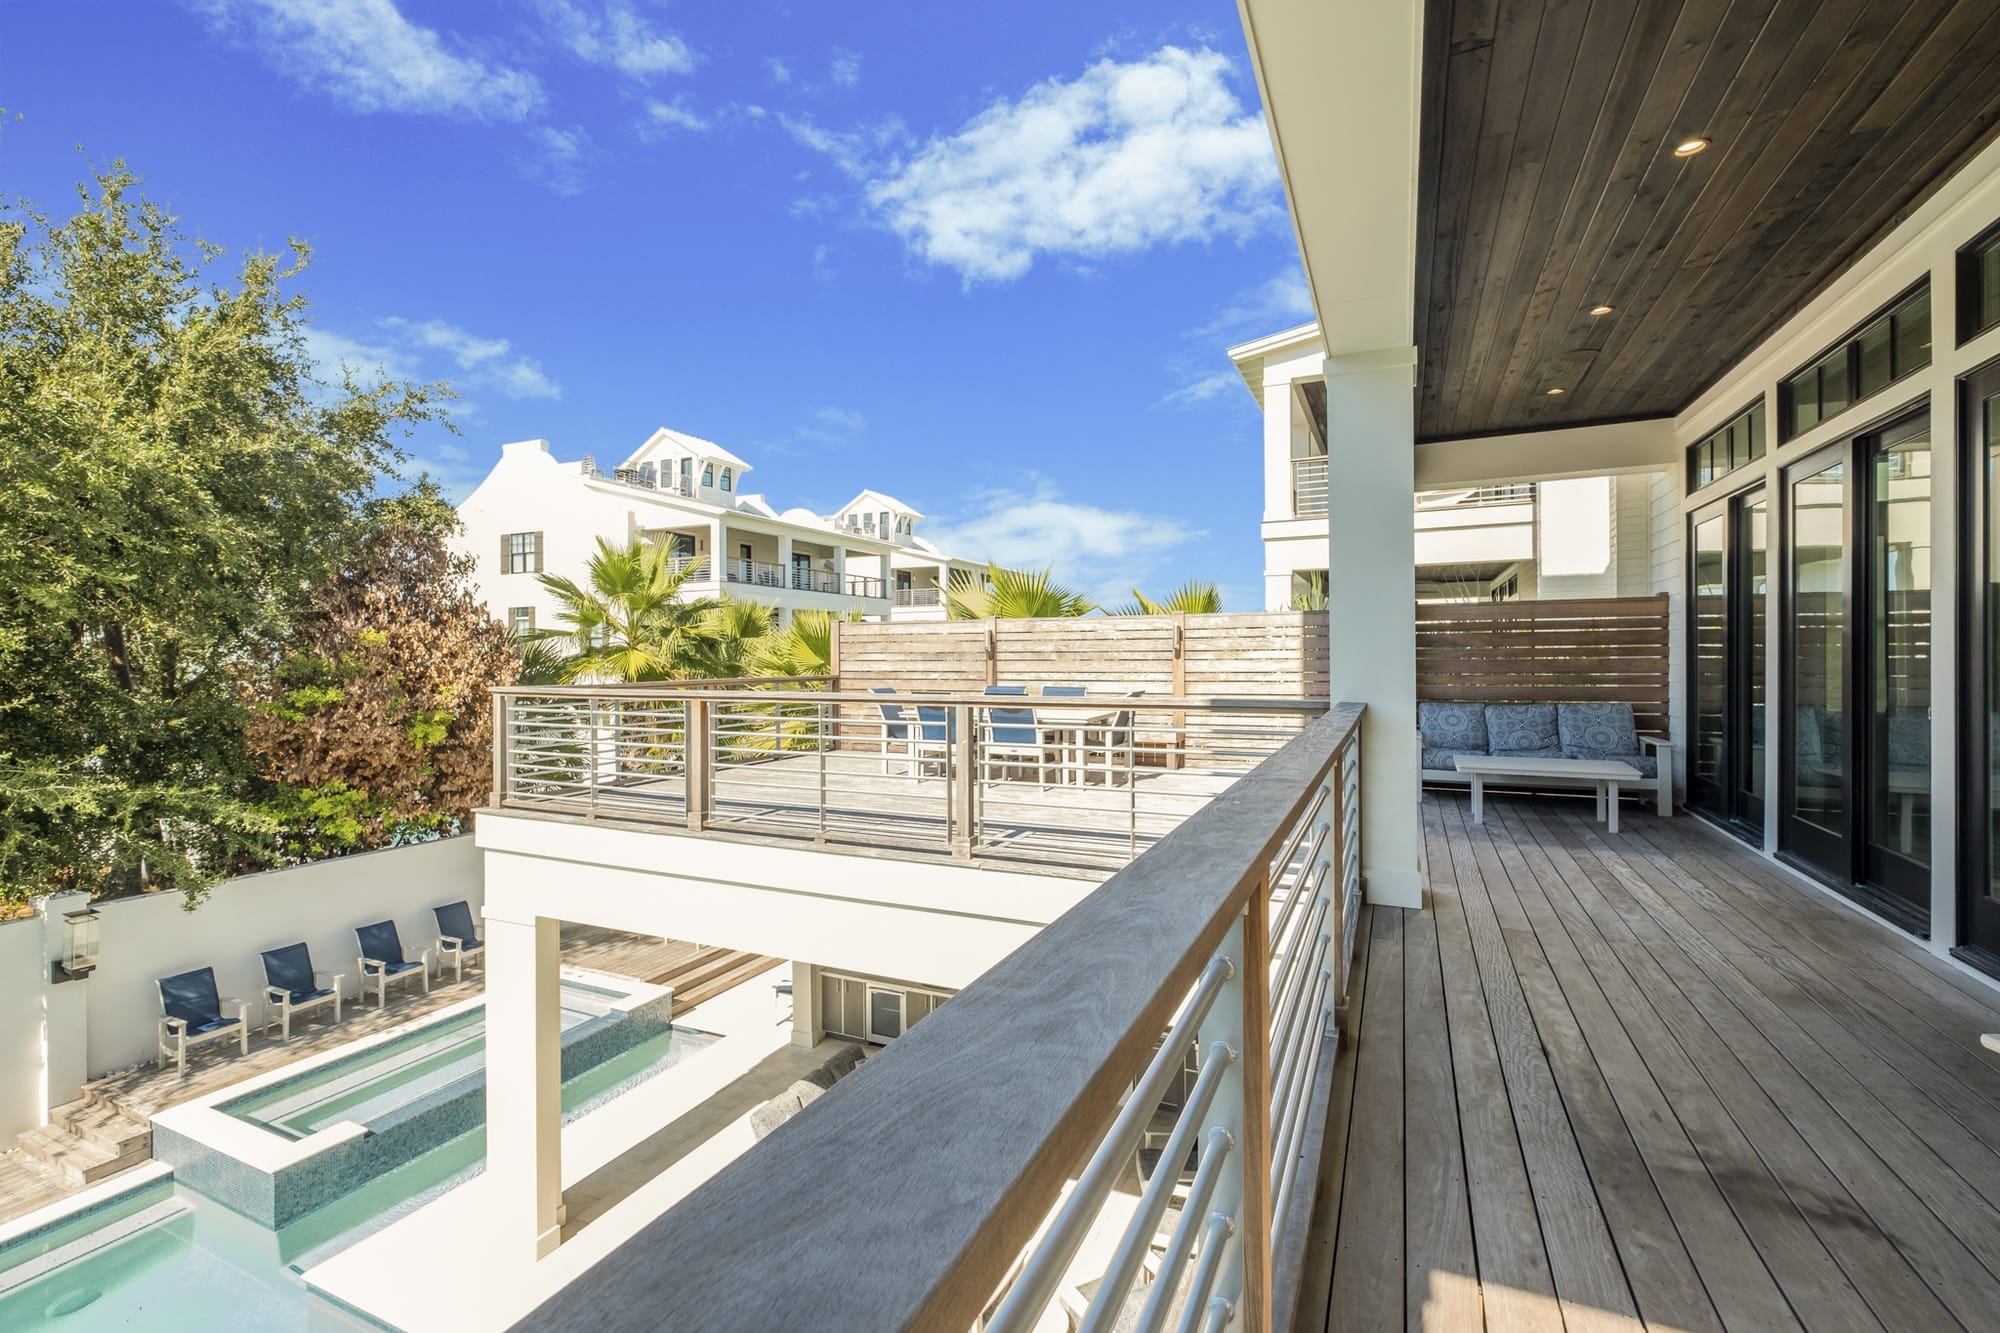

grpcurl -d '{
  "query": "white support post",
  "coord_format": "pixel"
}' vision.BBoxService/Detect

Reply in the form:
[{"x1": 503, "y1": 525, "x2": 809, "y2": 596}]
[
  {"x1": 485, "y1": 912, "x2": 564, "y2": 1262},
  {"x1": 1325, "y1": 348, "x2": 1424, "y2": 907},
  {"x1": 777, "y1": 534, "x2": 794, "y2": 592},
  {"x1": 790, "y1": 961, "x2": 820, "y2": 1049}
]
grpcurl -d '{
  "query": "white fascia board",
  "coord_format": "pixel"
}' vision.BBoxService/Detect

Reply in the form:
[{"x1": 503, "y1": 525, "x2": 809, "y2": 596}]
[{"x1": 1414, "y1": 419, "x2": 1678, "y2": 489}]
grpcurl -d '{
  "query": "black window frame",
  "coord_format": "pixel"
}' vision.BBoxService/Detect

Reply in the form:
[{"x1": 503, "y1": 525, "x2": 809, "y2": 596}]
[
  {"x1": 1686, "y1": 397, "x2": 1767, "y2": 495},
  {"x1": 1957, "y1": 217, "x2": 2000, "y2": 346},
  {"x1": 501, "y1": 531, "x2": 543, "y2": 575},
  {"x1": 1779, "y1": 280, "x2": 1932, "y2": 442}
]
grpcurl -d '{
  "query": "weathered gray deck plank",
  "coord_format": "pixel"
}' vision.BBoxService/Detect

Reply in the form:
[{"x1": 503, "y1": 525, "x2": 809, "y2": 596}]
[{"x1": 1304, "y1": 793, "x2": 2000, "y2": 1333}]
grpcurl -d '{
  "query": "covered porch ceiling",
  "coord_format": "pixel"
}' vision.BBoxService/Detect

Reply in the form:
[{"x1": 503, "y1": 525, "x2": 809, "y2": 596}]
[
  {"x1": 1415, "y1": 0, "x2": 2000, "y2": 441},
  {"x1": 1241, "y1": 0, "x2": 2000, "y2": 445}
]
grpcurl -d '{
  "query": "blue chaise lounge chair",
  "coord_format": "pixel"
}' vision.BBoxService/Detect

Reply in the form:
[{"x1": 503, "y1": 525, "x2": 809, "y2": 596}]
[
  {"x1": 354, "y1": 919, "x2": 432, "y2": 1008},
  {"x1": 156, "y1": 966, "x2": 250, "y2": 1073},
  {"x1": 259, "y1": 942, "x2": 345, "y2": 1041},
  {"x1": 433, "y1": 900, "x2": 485, "y2": 983}
]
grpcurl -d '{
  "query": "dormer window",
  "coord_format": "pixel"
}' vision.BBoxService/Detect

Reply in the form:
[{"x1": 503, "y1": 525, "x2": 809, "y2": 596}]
[
  {"x1": 721, "y1": 467, "x2": 733, "y2": 493},
  {"x1": 703, "y1": 464, "x2": 715, "y2": 487},
  {"x1": 879, "y1": 511, "x2": 891, "y2": 537}
]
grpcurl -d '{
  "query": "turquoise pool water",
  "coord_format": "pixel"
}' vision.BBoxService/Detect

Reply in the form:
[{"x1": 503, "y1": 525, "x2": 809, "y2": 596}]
[{"x1": 0, "y1": 1000, "x2": 717, "y2": 1331}]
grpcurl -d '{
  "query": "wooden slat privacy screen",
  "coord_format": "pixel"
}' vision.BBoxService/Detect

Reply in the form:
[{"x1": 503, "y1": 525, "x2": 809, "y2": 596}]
[
  {"x1": 831, "y1": 611, "x2": 1331, "y2": 699},
  {"x1": 1415, "y1": 594, "x2": 1671, "y2": 736}
]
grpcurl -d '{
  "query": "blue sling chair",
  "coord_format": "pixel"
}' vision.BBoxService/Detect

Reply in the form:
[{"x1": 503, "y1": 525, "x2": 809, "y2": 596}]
[
  {"x1": 156, "y1": 966, "x2": 250, "y2": 1073},
  {"x1": 872, "y1": 687, "x2": 912, "y2": 775},
  {"x1": 982, "y1": 685, "x2": 1048, "y2": 786},
  {"x1": 432, "y1": 900, "x2": 486, "y2": 983},
  {"x1": 354, "y1": 919, "x2": 433, "y2": 1008},
  {"x1": 259, "y1": 942, "x2": 345, "y2": 1041}
]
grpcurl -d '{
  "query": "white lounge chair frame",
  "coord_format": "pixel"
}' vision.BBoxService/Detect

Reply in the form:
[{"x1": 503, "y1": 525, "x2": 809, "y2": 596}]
[
  {"x1": 436, "y1": 932, "x2": 483, "y2": 984},
  {"x1": 156, "y1": 995, "x2": 250, "y2": 1074},
  {"x1": 357, "y1": 942, "x2": 434, "y2": 1007},
  {"x1": 264, "y1": 971, "x2": 345, "y2": 1042}
]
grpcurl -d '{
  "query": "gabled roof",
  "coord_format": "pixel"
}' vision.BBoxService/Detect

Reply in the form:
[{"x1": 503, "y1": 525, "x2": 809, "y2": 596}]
[
  {"x1": 836, "y1": 488, "x2": 923, "y2": 520},
  {"x1": 620, "y1": 426, "x2": 753, "y2": 472},
  {"x1": 1226, "y1": 322, "x2": 1323, "y2": 407}
]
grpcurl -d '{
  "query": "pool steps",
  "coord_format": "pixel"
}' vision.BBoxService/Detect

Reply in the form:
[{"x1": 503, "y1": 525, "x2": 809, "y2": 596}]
[{"x1": 14, "y1": 1102, "x2": 152, "y2": 1188}]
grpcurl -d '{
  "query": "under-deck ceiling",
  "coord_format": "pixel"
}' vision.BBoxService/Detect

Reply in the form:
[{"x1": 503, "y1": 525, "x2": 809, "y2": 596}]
[{"x1": 1414, "y1": 0, "x2": 2000, "y2": 442}]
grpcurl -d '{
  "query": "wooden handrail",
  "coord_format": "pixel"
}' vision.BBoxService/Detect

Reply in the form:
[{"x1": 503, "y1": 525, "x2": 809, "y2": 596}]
[{"x1": 514, "y1": 704, "x2": 1362, "y2": 1333}]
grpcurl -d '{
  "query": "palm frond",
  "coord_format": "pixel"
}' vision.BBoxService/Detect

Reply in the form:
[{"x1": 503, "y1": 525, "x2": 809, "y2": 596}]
[{"x1": 944, "y1": 563, "x2": 1093, "y2": 619}]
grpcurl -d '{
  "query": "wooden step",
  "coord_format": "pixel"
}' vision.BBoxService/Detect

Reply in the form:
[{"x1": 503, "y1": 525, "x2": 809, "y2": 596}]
[
  {"x1": 649, "y1": 945, "x2": 732, "y2": 986},
  {"x1": 53, "y1": 1099, "x2": 151, "y2": 1158},
  {"x1": 666, "y1": 949, "x2": 761, "y2": 996},
  {"x1": 14, "y1": 1125, "x2": 149, "y2": 1189},
  {"x1": 679, "y1": 956, "x2": 782, "y2": 1011}
]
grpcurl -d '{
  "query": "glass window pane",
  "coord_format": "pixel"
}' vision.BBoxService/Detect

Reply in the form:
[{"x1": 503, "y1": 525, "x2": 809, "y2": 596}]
[
  {"x1": 1745, "y1": 497, "x2": 1768, "y2": 803},
  {"x1": 1984, "y1": 393, "x2": 2000, "y2": 912},
  {"x1": 1817, "y1": 351, "x2": 1850, "y2": 420},
  {"x1": 1792, "y1": 377, "x2": 1820, "y2": 433},
  {"x1": 1693, "y1": 516, "x2": 1728, "y2": 790},
  {"x1": 868, "y1": 989, "x2": 903, "y2": 1041},
  {"x1": 1894, "y1": 290, "x2": 1931, "y2": 376},
  {"x1": 1858, "y1": 319, "x2": 1892, "y2": 397},
  {"x1": 1872, "y1": 430, "x2": 1931, "y2": 866},
  {"x1": 1791, "y1": 459, "x2": 1845, "y2": 836},
  {"x1": 1747, "y1": 404, "x2": 1765, "y2": 460},
  {"x1": 1981, "y1": 244, "x2": 2000, "y2": 335}
]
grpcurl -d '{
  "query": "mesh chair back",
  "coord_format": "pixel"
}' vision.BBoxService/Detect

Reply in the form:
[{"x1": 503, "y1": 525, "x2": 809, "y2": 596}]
[
  {"x1": 261, "y1": 943, "x2": 316, "y2": 997},
  {"x1": 159, "y1": 967, "x2": 222, "y2": 1026},
  {"x1": 434, "y1": 901, "x2": 481, "y2": 946},
  {"x1": 1042, "y1": 685, "x2": 1086, "y2": 697},
  {"x1": 872, "y1": 687, "x2": 909, "y2": 738},
  {"x1": 354, "y1": 919, "x2": 404, "y2": 964},
  {"x1": 915, "y1": 705, "x2": 951, "y2": 743}
]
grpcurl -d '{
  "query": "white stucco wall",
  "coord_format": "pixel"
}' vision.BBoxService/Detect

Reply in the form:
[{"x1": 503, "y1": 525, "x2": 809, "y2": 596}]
[{"x1": 0, "y1": 837, "x2": 483, "y2": 1141}]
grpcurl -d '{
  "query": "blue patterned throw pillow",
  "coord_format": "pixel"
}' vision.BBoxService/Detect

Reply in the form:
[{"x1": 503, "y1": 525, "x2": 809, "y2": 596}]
[
  {"x1": 1418, "y1": 701, "x2": 1488, "y2": 755},
  {"x1": 1485, "y1": 704, "x2": 1559, "y2": 757},
  {"x1": 1557, "y1": 703, "x2": 1639, "y2": 758}
]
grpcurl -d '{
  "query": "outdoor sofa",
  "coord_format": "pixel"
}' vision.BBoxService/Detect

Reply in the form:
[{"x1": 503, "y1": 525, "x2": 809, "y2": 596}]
[{"x1": 1419, "y1": 701, "x2": 1674, "y2": 816}]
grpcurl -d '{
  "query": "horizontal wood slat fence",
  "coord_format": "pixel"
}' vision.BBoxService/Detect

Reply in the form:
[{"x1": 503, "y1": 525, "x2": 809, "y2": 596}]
[
  {"x1": 1415, "y1": 594, "x2": 1671, "y2": 735},
  {"x1": 830, "y1": 611, "x2": 1332, "y2": 699}
]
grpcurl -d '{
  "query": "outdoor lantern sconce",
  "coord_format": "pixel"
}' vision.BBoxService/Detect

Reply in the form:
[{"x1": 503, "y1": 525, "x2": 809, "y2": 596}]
[{"x1": 54, "y1": 907, "x2": 100, "y2": 982}]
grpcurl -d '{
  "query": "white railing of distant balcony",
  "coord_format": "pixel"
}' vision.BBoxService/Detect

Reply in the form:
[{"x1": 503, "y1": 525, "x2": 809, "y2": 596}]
[
  {"x1": 1414, "y1": 482, "x2": 1536, "y2": 510},
  {"x1": 719, "y1": 559, "x2": 886, "y2": 599},
  {"x1": 1291, "y1": 457, "x2": 1329, "y2": 517},
  {"x1": 507, "y1": 702, "x2": 1364, "y2": 1333},
  {"x1": 491, "y1": 684, "x2": 1325, "y2": 873},
  {"x1": 582, "y1": 456, "x2": 697, "y2": 497},
  {"x1": 893, "y1": 586, "x2": 943, "y2": 606}
]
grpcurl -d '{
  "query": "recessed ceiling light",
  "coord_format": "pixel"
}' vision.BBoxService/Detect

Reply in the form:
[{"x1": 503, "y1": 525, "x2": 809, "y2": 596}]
[
  {"x1": 1546, "y1": 387, "x2": 1566, "y2": 396},
  {"x1": 1590, "y1": 304, "x2": 1615, "y2": 316},
  {"x1": 1673, "y1": 136, "x2": 1710, "y2": 157}
]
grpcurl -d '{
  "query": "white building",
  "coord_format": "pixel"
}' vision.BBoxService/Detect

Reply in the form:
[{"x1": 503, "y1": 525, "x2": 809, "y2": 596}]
[
  {"x1": 1232, "y1": 322, "x2": 1661, "y2": 607},
  {"x1": 453, "y1": 426, "x2": 983, "y2": 631}
]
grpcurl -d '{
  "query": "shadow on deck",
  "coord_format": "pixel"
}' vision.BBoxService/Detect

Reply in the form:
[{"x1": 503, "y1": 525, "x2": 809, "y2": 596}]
[{"x1": 1297, "y1": 792, "x2": 2000, "y2": 1333}]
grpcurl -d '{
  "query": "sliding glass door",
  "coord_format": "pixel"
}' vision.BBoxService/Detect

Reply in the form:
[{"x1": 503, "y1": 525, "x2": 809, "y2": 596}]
[
  {"x1": 1785, "y1": 447, "x2": 1851, "y2": 880},
  {"x1": 1961, "y1": 363, "x2": 2000, "y2": 962},
  {"x1": 1782, "y1": 414, "x2": 1932, "y2": 927},
  {"x1": 1687, "y1": 488, "x2": 1768, "y2": 835}
]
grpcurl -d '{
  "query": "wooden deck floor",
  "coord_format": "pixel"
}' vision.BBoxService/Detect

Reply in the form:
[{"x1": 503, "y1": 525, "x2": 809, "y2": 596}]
[{"x1": 1296, "y1": 793, "x2": 2000, "y2": 1333}]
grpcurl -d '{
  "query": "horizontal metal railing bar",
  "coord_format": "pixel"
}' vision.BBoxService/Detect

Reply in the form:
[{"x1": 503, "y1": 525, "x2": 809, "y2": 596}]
[
  {"x1": 494, "y1": 683, "x2": 1322, "y2": 712},
  {"x1": 513, "y1": 703, "x2": 1361, "y2": 1333}
]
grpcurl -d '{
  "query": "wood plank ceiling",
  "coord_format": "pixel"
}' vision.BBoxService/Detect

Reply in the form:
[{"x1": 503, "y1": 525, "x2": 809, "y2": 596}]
[{"x1": 1413, "y1": 0, "x2": 2000, "y2": 442}]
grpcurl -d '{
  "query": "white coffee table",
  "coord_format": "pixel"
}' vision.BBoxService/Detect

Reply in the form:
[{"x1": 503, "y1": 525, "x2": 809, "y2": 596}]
[{"x1": 1453, "y1": 755, "x2": 1645, "y2": 833}]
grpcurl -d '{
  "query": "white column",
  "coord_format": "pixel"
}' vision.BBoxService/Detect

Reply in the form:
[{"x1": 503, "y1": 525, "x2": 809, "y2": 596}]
[
  {"x1": 1325, "y1": 347, "x2": 1423, "y2": 908},
  {"x1": 710, "y1": 520, "x2": 726, "y2": 585},
  {"x1": 37, "y1": 892, "x2": 91, "y2": 1126},
  {"x1": 790, "y1": 961, "x2": 821, "y2": 1049},
  {"x1": 777, "y1": 533, "x2": 794, "y2": 592},
  {"x1": 878, "y1": 551, "x2": 892, "y2": 597},
  {"x1": 485, "y1": 912, "x2": 563, "y2": 1261}
]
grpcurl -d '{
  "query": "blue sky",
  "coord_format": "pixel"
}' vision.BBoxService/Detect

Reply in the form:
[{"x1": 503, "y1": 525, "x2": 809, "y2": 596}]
[{"x1": 1, "y1": 0, "x2": 1310, "y2": 608}]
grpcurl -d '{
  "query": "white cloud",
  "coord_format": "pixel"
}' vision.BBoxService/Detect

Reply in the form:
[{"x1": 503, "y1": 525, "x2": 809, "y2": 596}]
[
  {"x1": 1160, "y1": 371, "x2": 1240, "y2": 408},
  {"x1": 520, "y1": 124, "x2": 594, "y2": 194},
  {"x1": 193, "y1": 0, "x2": 544, "y2": 121},
  {"x1": 925, "y1": 478, "x2": 1201, "y2": 603},
  {"x1": 539, "y1": 0, "x2": 695, "y2": 79},
  {"x1": 641, "y1": 95, "x2": 709, "y2": 136},
  {"x1": 796, "y1": 405, "x2": 864, "y2": 443},
  {"x1": 765, "y1": 56, "x2": 792, "y2": 84},
  {"x1": 810, "y1": 242, "x2": 836, "y2": 282},
  {"x1": 788, "y1": 46, "x2": 1280, "y2": 283},
  {"x1": 1189, "y1": 267, "x2": 1313, "y2": 342},
  {"x1": 334, "y1": 316, "x2": 564, "y2": 400},
  {"x1": 828, "y1": 48, "x2": 862, "y2": 88}
]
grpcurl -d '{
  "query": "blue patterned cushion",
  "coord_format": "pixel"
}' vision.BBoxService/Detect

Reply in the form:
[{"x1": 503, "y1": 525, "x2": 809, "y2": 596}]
[
  {"x1": 1421, "y1": 747, "x2": 1460, "y2": 771},
  {"x1": 1486, "y1": 704, "x2": 1558, "y2": 756},
  {"x1": 1558, "y1": 703, "x2": 1638, "y2": 758},
  {"x1": 1418, "y1": 701, "x2": 1488, "y2": 755}
]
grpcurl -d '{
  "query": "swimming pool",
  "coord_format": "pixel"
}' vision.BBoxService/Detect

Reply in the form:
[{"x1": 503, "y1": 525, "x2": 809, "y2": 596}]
[
  {"x1": 151, "y1": 972, "x2": 709, "y2": 1229},
  {"x1": 0, "y1": 974, "x2": 720, "y2": 1332}
]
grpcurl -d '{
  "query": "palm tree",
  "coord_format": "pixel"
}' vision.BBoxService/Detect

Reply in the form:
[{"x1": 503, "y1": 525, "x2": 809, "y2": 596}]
[
  {"x1": 692, "y1": 597, "x2": 779, "y2": 679},
  {"x1": 751, "y1": 608, "x2": 853, "y2": 678},
  {"x1": 944, "y1": 563, "x2": 1093, "y2": 619},
  {"x1": 1112, "y1": 580, "x2": 1223, "y2": 615},
  {"x1": 531, "y1": 538, "x2": 721, "y2": 682},
  {"x1": 512, "y1": 636, "x2": 571, "y2": 686}
]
